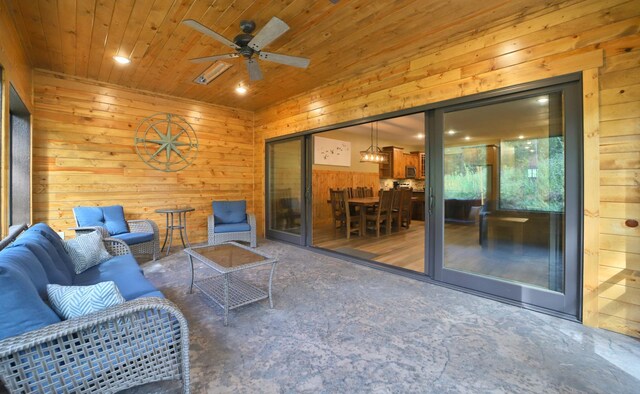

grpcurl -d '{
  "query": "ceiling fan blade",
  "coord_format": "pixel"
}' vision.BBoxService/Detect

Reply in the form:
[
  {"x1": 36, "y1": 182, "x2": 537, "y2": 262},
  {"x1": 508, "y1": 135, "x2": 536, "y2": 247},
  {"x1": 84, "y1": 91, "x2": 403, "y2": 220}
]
[
  {"x1": 246, "y1": 58, "x2": 263, "y2": 80},
  {"x1": 189, "y1": 53, "x2": 239, "y2": 63},
  {"x1": 248, "y1": 17, "x2": 289, "y2": 51},
  {"x1": 182, "y1": 19, "x2": 239, "y2": 49},
  {"x1": 259, "y1": 52, "x2": 310, "y2": 68}
]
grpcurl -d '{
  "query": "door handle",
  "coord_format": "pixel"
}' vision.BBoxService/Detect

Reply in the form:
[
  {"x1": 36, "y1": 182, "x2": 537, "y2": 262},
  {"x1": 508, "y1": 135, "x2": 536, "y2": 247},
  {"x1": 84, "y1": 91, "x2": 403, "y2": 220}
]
[{"x1": 429, "y1": 187, "x2": 434, "y2": 216}]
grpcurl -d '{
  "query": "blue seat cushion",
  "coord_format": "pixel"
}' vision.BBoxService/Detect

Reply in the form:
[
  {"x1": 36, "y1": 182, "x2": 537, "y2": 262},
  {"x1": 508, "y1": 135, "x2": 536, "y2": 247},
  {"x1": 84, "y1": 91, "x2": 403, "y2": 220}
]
[
  {"x1": 112, "y1": 232, "x2": 154, "y2": 245},
  {"x1": 0, "y1": 262, "x2": 61, "y2": 341},
  {"x1": 214, "y1": 222, "x2": 251, "y2": 233},
  {"x1": 102, "y1": 206, "x2": 129, "y2": 235},
  {"x1": 213, "y1": 200, "x2": 247, "y2": 224},
  {"x1": 73, "y1": 255, "x2": 160, "y2": 300},
  {"x1": 11, "y1": 232, "x2": 74, "y2": 285}
]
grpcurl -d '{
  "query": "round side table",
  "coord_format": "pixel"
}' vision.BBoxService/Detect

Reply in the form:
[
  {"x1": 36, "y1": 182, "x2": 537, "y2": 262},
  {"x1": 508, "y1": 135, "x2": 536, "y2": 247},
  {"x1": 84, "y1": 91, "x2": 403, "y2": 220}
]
[{"x1": 155, "y1": 207, "x2": 195, "y2": 255}]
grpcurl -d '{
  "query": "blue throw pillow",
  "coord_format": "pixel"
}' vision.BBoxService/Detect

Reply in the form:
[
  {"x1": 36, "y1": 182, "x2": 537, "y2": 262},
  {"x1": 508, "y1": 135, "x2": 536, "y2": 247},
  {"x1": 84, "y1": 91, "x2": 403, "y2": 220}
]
[
  {"x1": 63, "y1": 231, "x2": 112, "y2": 274},
  {"x1": 47, "y1": 281, "x2": 125, "y2": 320},
  {"x1": 213, "y1": 200, "x2": 247, "y2": 224},
  {"x1": 102, "y1": 205, "x2": 129, "y2": 236}
]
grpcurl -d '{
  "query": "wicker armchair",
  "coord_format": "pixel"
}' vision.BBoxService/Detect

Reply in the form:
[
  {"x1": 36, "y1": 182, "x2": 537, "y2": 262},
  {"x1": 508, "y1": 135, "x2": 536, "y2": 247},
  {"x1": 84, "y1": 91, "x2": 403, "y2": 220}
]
[
  {"x1": 72, "y1": 206, "x2": 160, "y2": 261},
  {"x1": 0, "y1": 238, "x2": 190, "y2": 394},
  {"x1": 208, "y1": 200, "x2": 257, "y2": 247}
]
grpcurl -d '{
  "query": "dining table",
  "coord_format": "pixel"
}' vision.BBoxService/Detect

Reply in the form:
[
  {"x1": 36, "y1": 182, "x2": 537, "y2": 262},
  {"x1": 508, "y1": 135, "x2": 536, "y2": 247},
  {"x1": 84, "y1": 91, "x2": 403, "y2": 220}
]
[{"x1": 347, "y1": 196, "x2": 380, "y2": 235}]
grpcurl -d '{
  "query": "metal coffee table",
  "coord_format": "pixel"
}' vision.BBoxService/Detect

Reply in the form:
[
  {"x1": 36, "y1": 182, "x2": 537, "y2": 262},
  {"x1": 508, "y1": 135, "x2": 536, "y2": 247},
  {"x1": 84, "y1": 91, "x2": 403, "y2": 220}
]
[{"x1": 184, "y1": 242, "x2": 278, "y2": 325}]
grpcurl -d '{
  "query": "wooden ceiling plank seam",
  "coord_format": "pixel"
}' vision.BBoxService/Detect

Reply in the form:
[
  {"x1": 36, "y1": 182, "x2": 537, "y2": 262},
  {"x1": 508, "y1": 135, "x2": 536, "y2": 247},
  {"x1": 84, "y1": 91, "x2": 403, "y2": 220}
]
[
  {"x1": 75, "y1": 0, "x2": 97, "y2": 78},
  {"x1": 58, "y1": 0, "x2": 78, "y2": 75},
  {"x1": 136, "y1": 0, "x2": 240, "y2": 92},
  {"x1": 86, "y1": 0, "x2": 117, "y2": 80},
  {"x1": 4, "y1": 0, "x2": 36, "y2": 66},
  {"x1": 97, "y1": 0, "x2": 136, "y2": 81},
  {"x1": 114, "y1": 0, "x2": 175, "y2": 85},
  {"x1": 13, "y1": 0, "x2": 51, "y2": 68},
  {"x1": 37, "y1": 0, "x2": 65, "y2": 72},
  {"x1": 107, "y1": 0, "x2": 158, "y2": 83},
  {"x1": 256, "y1": 0, "x2": 630, "y2": 120},
  {"x1": 124, "y1": 0, "x2": 203, "y2": 88}
]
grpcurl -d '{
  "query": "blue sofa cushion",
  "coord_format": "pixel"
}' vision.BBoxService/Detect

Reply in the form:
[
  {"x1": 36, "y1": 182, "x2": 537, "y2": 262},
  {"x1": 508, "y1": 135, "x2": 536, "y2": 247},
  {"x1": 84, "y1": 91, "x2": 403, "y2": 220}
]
[
  {"x1": 11, "y1": 232, "x2": 74, "y2": 285},
  {"x1": 213, "y1": 200, "x2": 247, "y2": 224},
  {"x1": 73, "y1": 255, "x2": 160, "y2": 300},
  {"x1": 214, "y1": 222, "x2": 252, "y2": 233},
  {"x1": 1, "y1": 246, "x2": 51, "y2": 299},
  {"x1": 102, "y1": 206, "x2": 129, "y2": 235},
  {"x1": 112, "y1": 232, "x2": 154, "y2": 245},
  {"x1": 0, "y1": 264, "x2": 61, "y2": 341},
  {"x1": 74, "y1": 206, "x2": 105, "y2": 227},
  {"x1": 30, "y1": 223, "x2": 77, "y2": 277}
]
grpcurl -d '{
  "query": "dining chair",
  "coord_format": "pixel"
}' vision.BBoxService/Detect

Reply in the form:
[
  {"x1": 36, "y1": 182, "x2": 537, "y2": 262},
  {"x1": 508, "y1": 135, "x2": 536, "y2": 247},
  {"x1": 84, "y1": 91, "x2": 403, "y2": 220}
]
[
  {"x1": 365, "y1": 190, "x2": 393, "y2": 237},
  {"x1": 343, "y1": 190, "x2": 361, "y2": 239},
  {"x1": 399, "y1": 188, "x2": 413, "y2": 229},
  {"x1": 390, "y1": 189, "x2": 402, "y2": 229},
  {"x1": 363, "y1": 187, "x2": 374, "y2": 197},
  {"x1": 329, "y1": 188, "x2": 346, "y2": 233}
]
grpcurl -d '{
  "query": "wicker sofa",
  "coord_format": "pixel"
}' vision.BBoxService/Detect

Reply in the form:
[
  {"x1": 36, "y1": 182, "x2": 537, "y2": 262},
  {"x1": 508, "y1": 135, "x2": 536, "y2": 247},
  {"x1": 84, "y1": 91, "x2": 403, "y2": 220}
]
[{"x1": 0, "y1": 223, "x2": 189, "y2": 393}]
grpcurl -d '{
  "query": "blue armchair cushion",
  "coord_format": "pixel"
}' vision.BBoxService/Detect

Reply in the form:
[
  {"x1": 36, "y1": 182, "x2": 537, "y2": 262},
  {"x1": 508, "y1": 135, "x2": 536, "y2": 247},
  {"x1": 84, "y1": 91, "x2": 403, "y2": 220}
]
[
  {"x1": 74, "y1": 206, "x2": 129, "y2": 236},
  {"x1": 73, "y1": 255, "x2": 162, "y2": 300},
  {"x1": 213, "y1": 200, "x2": 247, "y2": 224},
  {"x1": 102, "y1": 206, "x2": 129, "y2": 235},
  {"x1": 112, "y1": 232, "x2": 154, "y2": 245},
  {"x1": 47, "y1": 281, "x2": 126, "y2": 320},
  {"x1": 214, "y1": 222, "x2": 252, "y2": 233},
  {"x1": 0, "y1": 262, "x2": 61, "y2": 341}
]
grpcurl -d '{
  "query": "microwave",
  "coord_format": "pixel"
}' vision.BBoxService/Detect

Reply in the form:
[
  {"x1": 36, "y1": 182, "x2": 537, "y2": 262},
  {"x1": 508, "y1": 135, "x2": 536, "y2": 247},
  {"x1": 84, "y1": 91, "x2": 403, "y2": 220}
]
[{"x1": 405, "y1": 166, "x2": 416, "y2": 178}]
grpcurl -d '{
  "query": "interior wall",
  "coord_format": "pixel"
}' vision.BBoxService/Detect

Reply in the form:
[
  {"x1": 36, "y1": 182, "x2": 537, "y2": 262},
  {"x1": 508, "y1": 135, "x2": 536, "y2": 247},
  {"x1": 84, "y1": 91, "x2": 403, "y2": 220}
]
[
  {"x1": 32, "y1": 70, "x2": 254, "y2": 245},
  {"x1": 0, "y1": 1, "x2": 33, "y2": 234},
  {"x1": 255, "y1": 0, "x2": 640, "y2": 338}
]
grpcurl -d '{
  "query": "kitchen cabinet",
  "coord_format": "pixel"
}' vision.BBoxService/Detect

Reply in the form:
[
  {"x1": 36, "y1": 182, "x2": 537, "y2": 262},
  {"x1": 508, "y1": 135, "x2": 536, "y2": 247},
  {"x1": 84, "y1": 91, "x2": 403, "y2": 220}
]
[{"x1": 380, "y1": 147, "x2": 425, "y2": 179}]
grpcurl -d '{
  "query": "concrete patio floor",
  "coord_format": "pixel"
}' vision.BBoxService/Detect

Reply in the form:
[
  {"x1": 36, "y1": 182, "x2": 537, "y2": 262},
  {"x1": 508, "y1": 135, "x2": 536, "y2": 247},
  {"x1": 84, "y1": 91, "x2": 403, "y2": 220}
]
[{"x1": 129, "y1": 239, "x2": 640, "y2": 393}]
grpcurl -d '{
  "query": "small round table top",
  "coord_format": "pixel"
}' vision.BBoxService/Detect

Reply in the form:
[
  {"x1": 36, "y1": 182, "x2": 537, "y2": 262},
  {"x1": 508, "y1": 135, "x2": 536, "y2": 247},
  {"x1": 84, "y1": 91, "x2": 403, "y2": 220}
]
[{"x1": 155, "y1": 207, "x2": 195, "y2": 214}]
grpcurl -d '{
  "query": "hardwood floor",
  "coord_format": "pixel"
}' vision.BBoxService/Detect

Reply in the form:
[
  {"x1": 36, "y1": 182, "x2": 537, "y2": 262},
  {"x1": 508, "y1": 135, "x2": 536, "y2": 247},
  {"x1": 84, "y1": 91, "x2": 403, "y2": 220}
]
[
  {"x1": 313, "y1": 221, "x2": 426, "y2": 273},
  {"x1": 313, "y1": 221, "x2": 555, "y2": 289}
]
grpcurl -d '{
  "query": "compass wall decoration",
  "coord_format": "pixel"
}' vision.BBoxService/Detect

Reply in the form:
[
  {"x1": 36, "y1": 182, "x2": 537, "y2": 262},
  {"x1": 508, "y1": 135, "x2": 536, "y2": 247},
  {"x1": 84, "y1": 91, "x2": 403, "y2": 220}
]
[{"x1": 134, "y1": 113, "x2": 199, "y2": 172}]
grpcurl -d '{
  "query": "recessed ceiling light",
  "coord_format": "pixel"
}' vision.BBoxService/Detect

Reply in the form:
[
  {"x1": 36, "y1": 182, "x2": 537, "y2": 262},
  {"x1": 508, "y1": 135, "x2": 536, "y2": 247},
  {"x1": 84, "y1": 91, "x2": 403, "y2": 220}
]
[
  {"x1": 235, "y1": 85, "x2": 247, "y2": 94},
  {"x1": 113, "y1": 55, "x2": 131, "y2": 64},
  {"x1": 518, "y1": 135, "x2": 524, "y2": 139},
  {"x1": 537, "y1": 97, "x2": 549, "y2": 104},
  {"x1": 416, "y1": 133, "x2": 424, "y2": 139},
  {"x1": 447, "y1": 130, "x2": 456, "y2": 135},
  {"x1": 527, "y1": 141, "x2": 532, "y2": 145},
  {"x1": 464, "y1": 136, "x2": 471, "y2": 141}
]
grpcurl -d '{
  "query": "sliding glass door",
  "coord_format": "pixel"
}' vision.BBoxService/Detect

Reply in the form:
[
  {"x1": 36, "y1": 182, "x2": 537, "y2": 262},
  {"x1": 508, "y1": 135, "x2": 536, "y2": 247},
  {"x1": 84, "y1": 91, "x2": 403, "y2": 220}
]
[
  {"x1": 265, "y1": 137, "x2": 307, "y2": 245},
  {"x1": 433, "y1": 81, "x2": 582, "y2": 317}
]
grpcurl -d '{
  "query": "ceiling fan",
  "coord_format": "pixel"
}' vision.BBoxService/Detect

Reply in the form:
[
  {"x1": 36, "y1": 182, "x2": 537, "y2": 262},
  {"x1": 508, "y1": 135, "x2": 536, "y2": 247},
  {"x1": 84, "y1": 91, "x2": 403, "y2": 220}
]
[{"x1": 182, "y1": 17, "x2": 310, "y2": 81}]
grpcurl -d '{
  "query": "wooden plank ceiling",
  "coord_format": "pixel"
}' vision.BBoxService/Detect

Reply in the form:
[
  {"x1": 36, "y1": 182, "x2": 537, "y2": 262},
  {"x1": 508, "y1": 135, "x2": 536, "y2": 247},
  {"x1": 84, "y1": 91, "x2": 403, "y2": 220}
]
[{"x1": 5, "y1": 0, "x2": 562, "y2": 111}]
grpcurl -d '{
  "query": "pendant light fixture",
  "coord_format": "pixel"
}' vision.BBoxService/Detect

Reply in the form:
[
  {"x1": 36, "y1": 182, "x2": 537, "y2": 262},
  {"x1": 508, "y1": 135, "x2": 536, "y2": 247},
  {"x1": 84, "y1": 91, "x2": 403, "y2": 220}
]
[{"x1": 360, "y1": 122, "x2": 388, "y2": 163}]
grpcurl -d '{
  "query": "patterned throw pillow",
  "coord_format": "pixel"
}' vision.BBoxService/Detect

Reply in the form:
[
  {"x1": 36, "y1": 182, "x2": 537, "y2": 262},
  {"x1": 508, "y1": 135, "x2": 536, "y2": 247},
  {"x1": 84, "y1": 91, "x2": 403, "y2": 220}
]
[
  {"x1": 47, "y1": 281, "x2": 125, "y2": 320},
  {"x1": 63, "y1": 230, "x2": 112, "y2": 274}
]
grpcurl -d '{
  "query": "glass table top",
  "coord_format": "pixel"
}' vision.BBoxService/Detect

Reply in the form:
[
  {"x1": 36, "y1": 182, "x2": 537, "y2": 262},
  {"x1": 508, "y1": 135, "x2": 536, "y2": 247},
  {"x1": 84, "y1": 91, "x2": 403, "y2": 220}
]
[{"x1": 185, "y1": 243, "x2": 273, "y2": 270}]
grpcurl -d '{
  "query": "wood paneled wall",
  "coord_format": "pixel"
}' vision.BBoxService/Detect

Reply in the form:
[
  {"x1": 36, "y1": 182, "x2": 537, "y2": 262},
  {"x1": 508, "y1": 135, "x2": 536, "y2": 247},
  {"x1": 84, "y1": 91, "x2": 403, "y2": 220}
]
[
  {"x1": 312, "y1": 169, "x2": 379, "y2": 226},
  {"x1": 255, "y1": 0, "x2": 640, "y2": 337},
  {"x1": 32, "y1": 70, "x2": 254, "y2": 245},
  {"x1": 0, "y1": 0, "x2": 33, "y2": 233}
]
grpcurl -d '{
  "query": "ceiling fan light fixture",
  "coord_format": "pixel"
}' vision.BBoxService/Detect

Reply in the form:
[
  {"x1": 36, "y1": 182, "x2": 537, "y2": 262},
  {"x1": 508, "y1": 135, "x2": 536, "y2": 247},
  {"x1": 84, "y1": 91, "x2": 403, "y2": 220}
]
[{"x1": 194, "y1": 61, "x2": 232, "y2": 85}]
